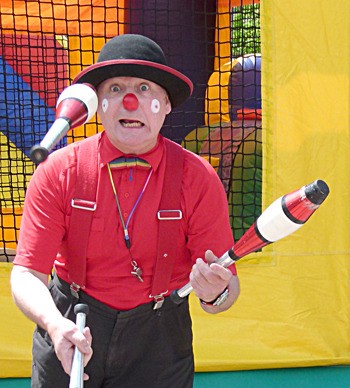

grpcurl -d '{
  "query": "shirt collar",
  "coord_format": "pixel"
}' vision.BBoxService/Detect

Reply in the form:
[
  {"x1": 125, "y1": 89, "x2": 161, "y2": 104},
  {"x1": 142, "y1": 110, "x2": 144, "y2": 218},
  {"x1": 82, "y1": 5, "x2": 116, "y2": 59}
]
[{"x1": 99, "y1": 131, "x2": 164, "y2": 172}]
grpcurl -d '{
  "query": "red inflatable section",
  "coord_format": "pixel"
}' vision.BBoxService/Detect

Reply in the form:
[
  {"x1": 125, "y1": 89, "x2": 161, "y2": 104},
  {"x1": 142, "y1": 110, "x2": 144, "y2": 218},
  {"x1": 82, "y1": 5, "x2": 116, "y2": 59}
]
[{"x1": 0, "y1": 34, "x2": 68, "y2": 108}]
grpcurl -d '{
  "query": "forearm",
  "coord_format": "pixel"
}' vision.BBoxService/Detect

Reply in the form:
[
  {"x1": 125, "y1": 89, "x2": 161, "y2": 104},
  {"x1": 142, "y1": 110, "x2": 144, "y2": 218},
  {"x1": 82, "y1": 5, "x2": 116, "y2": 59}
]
[
  {"x1": 10, "y1": 265, "x2": 63, "y2": 332},
  {"x1": 11, "y1": 264, "x2": 93, "y2": 378}
]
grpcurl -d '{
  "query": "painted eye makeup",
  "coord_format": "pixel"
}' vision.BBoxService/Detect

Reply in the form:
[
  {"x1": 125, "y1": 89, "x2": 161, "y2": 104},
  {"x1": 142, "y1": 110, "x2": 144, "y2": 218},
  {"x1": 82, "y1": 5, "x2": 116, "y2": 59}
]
[
  {"x1": 151, "y1": 99, "x2": 160, "y2": 113},
  {"x1": 102, "y1": 98, "x2": 109, "y2": 112}
]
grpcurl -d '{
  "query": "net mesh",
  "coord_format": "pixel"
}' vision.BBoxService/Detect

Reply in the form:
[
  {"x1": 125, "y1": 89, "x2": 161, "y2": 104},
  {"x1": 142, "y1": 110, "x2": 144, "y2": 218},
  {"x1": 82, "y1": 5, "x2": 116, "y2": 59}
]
[{"x1": 0, "y1": 0, "x2": 261, "y2": 261}]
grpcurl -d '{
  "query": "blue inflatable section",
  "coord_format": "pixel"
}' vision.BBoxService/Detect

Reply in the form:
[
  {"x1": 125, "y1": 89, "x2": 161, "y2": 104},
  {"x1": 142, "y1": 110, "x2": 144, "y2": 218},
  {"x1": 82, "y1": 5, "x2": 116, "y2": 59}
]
[
  {"x1": 229, "y1": 54, "x2": 261, "y2": 120},
  {"x1": 0, "y1": 57, "x2": 59, "y2": 158}
]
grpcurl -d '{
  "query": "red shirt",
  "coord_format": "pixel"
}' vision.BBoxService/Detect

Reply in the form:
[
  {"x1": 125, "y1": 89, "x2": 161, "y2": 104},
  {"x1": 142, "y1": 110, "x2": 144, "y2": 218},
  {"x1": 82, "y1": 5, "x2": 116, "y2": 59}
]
[{"x1": 14, "y1": 132, "x2": 235, "y2": 309}]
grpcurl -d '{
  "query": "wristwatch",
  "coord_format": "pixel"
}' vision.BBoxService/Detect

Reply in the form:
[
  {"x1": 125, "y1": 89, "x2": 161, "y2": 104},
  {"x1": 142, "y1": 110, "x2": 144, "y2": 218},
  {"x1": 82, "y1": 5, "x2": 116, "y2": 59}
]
[{"x1": 200, "y1": 287, "x2": 230, "y2": 306}]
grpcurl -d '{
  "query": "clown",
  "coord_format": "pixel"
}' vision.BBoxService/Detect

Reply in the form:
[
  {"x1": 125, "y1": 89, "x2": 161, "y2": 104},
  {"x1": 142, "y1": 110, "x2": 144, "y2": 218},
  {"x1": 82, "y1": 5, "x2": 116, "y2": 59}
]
[{"x1": 11, "y1": 34, "x2": 240, "y2": 388}]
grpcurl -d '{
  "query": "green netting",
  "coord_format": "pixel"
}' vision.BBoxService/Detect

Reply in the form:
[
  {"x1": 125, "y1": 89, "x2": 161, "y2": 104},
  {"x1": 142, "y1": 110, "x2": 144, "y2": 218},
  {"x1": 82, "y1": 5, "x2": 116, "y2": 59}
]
[{"x1": 0, "y1": 0, "x2": 261, "y2": 259}]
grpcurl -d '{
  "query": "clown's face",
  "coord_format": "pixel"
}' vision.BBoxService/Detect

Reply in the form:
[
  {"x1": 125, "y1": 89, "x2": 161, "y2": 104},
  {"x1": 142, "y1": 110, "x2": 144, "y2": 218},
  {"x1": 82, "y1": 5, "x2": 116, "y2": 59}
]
[{"x1": 97, "y1": 76, "x2": 172, "y2": 154}]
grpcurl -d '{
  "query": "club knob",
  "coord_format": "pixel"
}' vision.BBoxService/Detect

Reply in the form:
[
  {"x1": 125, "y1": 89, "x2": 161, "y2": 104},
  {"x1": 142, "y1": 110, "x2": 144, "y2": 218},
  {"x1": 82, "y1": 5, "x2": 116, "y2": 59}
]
[
  {"x1": 170, "y1": 290, "x2": 185, "y2": 305},
  {"x1": 74, "y1": 304, "x2": 89, "y2": 315},
  {"x1": 304, "y1": 179, "x2": 330, "y2": 205},
  {"x1": 30, "y1": 145, "x2": 49, "y2": 164}
]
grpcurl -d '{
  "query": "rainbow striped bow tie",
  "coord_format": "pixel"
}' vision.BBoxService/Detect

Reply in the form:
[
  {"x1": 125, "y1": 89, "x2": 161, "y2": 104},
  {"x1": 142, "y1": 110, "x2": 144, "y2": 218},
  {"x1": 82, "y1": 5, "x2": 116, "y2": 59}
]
[{"x1": 109, "y1": 156, "x2": 151, "y2": 169}]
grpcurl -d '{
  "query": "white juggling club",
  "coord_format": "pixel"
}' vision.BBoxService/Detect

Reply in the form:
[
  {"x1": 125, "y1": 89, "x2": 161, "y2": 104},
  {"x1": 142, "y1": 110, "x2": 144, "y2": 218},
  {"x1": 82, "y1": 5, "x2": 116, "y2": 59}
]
[{"x1": 30, "y1": 84, "x2": 98, "y2": 164}]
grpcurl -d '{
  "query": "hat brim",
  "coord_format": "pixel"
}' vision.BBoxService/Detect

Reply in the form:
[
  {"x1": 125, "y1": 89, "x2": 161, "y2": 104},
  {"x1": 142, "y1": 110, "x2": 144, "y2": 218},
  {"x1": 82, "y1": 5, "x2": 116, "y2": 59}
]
[{"x1": 72, "y1": 59, "x2": 193, "y2": 108}]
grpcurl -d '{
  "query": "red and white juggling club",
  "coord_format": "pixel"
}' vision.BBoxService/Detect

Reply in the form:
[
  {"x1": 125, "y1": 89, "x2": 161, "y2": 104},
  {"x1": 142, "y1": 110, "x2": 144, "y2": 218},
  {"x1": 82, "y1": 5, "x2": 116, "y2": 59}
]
[
  {"x1": 30, "y1": 83, "x2": 98, "y2": 164},
  {"x1": 171, "y1": 179, "x2": 330, "y2": 304}
]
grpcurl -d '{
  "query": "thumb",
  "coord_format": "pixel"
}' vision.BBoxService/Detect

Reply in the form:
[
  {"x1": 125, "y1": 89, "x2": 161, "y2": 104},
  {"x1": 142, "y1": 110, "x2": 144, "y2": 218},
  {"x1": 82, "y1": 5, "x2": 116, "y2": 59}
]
[
  {"x1": 72, "y1": 328, "x2": 92, "y2": 355},
  {"x1": 204, "y1": 250, "x2": 218, "y2": 265}
]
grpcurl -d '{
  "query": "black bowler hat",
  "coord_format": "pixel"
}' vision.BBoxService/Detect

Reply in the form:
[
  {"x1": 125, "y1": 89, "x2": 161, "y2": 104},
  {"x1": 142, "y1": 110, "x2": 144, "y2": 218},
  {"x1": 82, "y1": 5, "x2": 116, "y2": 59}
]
[{"x1": 72, "y1": 34, "x2": 193, "y2": 108}]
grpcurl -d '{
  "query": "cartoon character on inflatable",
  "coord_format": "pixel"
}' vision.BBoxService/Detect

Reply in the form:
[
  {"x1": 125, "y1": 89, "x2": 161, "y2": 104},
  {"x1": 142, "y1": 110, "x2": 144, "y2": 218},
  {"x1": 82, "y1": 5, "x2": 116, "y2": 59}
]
[{"x1": 183, "y1": 54, "x2": 262, "y2": 239}]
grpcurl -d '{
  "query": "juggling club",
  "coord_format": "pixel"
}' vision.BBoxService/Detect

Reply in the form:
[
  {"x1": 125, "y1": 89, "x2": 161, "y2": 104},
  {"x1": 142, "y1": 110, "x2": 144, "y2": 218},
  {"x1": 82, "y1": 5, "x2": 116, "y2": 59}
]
[
  {"x1": 170, "y1": 179, "x2": 330, "y2": 303},
  {"x1": 69, "y1": 303, "x2": 89, "y2": 388},
  {"x1": 30, "y1": 83, "x2": 98, "y2": 164}
]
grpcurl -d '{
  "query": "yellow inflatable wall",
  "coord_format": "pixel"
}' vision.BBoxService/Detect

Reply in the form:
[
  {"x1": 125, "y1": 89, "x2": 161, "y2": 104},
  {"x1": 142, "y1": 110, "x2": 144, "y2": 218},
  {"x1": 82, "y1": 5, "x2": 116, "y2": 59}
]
[
  {"x1": 192, "y1": 0, "x2": 350, "y2": 371},
  {"x1": 1, "y1": 0, "x2": 349, "y2": 377}
]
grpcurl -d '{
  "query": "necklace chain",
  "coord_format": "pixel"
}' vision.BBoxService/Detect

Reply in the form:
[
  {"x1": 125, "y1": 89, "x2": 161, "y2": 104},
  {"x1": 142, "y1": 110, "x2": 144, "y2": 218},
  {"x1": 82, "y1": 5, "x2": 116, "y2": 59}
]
[{"x1": 107, "y1": 163, "x2": 153, "y2": 282}]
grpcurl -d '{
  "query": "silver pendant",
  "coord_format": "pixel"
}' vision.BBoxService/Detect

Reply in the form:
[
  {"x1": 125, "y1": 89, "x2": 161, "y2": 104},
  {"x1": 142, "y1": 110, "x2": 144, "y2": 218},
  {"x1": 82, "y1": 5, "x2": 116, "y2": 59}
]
[{"x1": 131, "y1": 262, "x2": 143, "y2": 282}]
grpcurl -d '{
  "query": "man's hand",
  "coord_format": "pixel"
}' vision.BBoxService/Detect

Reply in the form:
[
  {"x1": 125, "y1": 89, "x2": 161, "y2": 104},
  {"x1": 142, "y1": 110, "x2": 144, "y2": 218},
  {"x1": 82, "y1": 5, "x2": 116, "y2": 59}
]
[
  {"x1": 47, "y1": 316, "x2": 93, "y2": 380},
  {"x1": 11, "y1": 266, "x2": 94, "y2": 380},
  {"x1": 190, "y1": 250, "x2": 240, "y2": 313}
]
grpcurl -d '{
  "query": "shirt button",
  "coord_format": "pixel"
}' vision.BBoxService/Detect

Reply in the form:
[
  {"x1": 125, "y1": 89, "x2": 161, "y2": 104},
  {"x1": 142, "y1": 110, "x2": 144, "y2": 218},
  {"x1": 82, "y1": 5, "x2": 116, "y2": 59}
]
[
  {"x1": 125, "y1": 192, "x2": 130, "y2": 198},
  {"x1": 123, "y1": 212, "x2": 128, "y2": 218}
]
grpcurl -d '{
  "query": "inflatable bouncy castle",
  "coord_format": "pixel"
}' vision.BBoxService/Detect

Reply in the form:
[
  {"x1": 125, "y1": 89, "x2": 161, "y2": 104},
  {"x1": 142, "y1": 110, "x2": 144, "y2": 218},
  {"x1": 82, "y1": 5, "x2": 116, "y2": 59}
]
[{"x1": 0, "y1": 0, "x2": 349, "y2": 382}]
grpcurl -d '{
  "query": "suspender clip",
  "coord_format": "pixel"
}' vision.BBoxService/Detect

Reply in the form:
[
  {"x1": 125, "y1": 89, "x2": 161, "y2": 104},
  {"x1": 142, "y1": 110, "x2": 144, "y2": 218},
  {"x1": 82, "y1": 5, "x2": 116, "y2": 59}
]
[
  {"x1": 70, "y1": 282, "x2": 81, "y2": 299},
  {"x1": 150, "y1": 291, "x2": 168, "y2": 310},
  {"x1": 71, "y1": 198, "x2": 96, "y2": 211},
  {"x1": 157, "y1": 210, "x2": 182, "y2": 220}
]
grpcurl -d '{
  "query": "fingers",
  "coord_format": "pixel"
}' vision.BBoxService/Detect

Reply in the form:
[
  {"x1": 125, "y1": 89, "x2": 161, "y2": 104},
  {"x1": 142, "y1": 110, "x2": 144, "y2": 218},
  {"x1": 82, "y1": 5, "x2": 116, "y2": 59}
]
[
  {"x1": 50, "y1": 317, "x2": 93, "y2": 377},
  {"x1": 72, "y1": 326, "x2": 92, "y2": 356},
  {"x1": 70, "y1": 326, "x2": 93, "y2": 382},
  {"x1": 193, "y1": 253, "x2": 232, "y2": 285},
  {"x1": 190, "y1": 258, "x2": 230, "y2": 289},
  {"x1": 70, "y1": 326, "x2": 93, "y2": 381},
  {"x1": 82, "y1": 327, "x2": 93, "y2": 366},
  {"x1": 190, "y1": 253, "x2": 232, "y2": 301},
  {"x1": 83, "y1": 326, "x2": 92, "y2": 348}
]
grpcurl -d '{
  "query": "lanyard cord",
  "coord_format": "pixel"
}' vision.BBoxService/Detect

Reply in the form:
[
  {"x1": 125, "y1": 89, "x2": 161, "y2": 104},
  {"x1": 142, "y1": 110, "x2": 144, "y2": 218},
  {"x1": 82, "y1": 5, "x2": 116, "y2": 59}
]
[{"x1": 107, "y1": 164, "x2": 153, "y2": 249}]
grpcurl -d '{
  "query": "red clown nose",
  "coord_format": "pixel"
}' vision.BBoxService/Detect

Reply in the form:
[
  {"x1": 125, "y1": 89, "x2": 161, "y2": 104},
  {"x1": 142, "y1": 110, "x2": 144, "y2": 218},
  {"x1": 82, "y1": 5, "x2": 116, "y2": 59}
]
[{"x1": 123, "y1": 93, "x2": 139, "y2": 111}]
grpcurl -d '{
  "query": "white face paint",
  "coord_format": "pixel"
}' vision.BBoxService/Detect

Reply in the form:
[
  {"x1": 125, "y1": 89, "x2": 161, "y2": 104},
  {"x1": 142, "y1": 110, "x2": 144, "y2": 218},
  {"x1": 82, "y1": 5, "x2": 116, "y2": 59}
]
[
  {"x1": 102, "y1": 98, "x2": 109, "y2": 113},
  {"x1": 151, "y1": 99, "x2": 160, "y2": 114}
]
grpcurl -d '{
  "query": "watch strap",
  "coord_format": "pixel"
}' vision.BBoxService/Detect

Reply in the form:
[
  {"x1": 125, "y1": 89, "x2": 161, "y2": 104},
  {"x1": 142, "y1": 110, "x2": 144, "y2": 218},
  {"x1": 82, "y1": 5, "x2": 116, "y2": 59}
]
[{"x1": 200, "y1": 287, "x2": 229, "y2": 306}]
